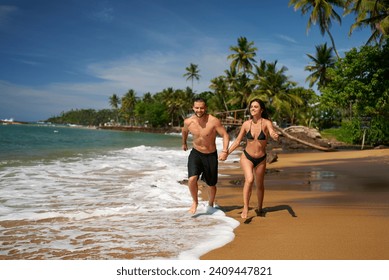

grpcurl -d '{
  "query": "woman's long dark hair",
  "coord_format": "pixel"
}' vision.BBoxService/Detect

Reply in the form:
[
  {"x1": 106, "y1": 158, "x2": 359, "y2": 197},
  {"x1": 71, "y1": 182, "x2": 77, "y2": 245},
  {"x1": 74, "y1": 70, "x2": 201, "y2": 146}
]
[{"x1": 248, "y1": 99, "x2": 269, "y2": 120}]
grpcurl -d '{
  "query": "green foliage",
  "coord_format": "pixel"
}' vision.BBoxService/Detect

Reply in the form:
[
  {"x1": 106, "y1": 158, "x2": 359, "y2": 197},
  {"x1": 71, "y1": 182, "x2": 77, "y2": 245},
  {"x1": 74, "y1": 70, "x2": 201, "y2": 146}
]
[
  {"x1": 339, "y1": 119, "x2": 365, "y2": 144},
  {"x1": 336, "y1": 117, "x2": 389, "y2": 146},
  {"x1": 135, "y1": 100, "x2": 169, "y2": 128},
  {"x1": 315, "y1": 106, "x2": 342, "y2": 129},
  {"x1": 321, "y1": 126, "x2": 354, "y2": 144},
  {"x1": 322, "y1": 115, "x2": 389, "y2": 146},
  {"x1": 364, "y1": 115, "x2": 389, "y2": 145},
  {"x1": 47, "y1": 109, "x2": 116, "y2": 126},
  {"x1": 286, "y1": 87, "x2": 319, "y2": 127},
  {"x1": 320, "y1": 38, "x2": 389, "y2": 145},
  {"x1": 305, "y1": 43, "x2": 335, "y2": 89},
  {"x1": 344, "y1": 0, "x2": 389, "y2": 45}
]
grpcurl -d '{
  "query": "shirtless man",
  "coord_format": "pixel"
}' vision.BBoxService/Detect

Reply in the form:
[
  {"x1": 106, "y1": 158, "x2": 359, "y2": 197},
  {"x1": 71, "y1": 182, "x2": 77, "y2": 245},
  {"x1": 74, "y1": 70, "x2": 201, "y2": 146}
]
[{"x1": 182, "y1": 97, "x2": 229, "y2": 214}]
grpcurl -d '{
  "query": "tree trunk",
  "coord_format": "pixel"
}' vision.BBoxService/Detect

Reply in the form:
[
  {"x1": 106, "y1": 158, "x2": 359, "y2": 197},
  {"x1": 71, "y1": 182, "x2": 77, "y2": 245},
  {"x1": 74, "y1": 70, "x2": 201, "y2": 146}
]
[
  {"x1": 326, "y1": 27, "x2": 340, "y2": 59},
  {"x1": 274, "y1": 126, "x2": 335, "y2": 152}
]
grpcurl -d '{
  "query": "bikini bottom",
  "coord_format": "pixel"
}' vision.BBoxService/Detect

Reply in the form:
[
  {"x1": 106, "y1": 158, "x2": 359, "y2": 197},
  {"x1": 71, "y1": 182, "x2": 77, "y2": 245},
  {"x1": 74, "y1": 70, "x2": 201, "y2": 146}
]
[{"x1": 243, "y1": 150, "x2": 267, "y2": 168}]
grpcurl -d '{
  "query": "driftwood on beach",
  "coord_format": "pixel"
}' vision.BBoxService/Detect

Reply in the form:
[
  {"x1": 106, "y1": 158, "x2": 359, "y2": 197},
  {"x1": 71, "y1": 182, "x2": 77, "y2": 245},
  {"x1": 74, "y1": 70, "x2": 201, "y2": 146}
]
[
  {"x1": 274, "y1": 125, "x2": 335, "y2": 152},
  {"x1": 230, "y1": 125, "x2": 338, "y2": 153}
]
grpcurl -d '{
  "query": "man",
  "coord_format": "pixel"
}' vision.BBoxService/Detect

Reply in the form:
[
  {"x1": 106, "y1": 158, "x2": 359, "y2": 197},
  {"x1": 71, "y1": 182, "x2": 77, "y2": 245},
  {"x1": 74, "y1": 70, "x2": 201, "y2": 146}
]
[{"x1": 182, "y1": 97, "x2": 229, "y2": 214}]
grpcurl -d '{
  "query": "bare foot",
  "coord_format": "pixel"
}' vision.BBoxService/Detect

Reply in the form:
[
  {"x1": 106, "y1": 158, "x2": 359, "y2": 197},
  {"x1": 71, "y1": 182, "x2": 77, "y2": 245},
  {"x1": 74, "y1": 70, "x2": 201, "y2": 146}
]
[
  {"x1": 189, "y1": 202, "x2": 198, "y2": 214},
  {"x1": 241, "y1": 207, "x2": 248, "y2": 219},
  {"x1": 255, "y1": 208, "x2": 266, "y2": 217}
]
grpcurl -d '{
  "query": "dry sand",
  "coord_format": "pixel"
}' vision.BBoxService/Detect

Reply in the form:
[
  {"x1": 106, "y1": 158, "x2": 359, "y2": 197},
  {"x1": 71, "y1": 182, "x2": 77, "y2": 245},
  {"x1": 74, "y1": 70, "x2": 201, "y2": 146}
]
[{"x1": 201, "y1": 148, "x2": 389, "y2": 260}]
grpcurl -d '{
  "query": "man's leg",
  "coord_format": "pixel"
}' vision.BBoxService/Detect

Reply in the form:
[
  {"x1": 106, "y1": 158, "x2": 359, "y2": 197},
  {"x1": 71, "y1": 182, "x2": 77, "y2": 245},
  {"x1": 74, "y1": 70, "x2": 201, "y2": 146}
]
[
  {"x1": 207, "y1": 185, "x2": 217, "y2": 207},
  {"x1": 188, "y1": 175, "x2": 199, "y2": 214}
]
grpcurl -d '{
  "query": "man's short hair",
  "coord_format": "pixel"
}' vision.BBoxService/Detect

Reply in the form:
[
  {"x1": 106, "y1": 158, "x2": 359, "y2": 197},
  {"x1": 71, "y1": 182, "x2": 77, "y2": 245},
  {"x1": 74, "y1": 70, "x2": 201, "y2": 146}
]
[{"x1": 194, "y1": 97, "x2": 207, "y2": 105}]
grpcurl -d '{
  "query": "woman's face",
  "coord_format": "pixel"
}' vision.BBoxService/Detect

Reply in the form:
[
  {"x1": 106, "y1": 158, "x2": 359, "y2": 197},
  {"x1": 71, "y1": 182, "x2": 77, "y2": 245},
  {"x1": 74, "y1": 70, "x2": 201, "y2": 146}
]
[{"x1": 250, "y1": 101, "x2": 262, "y2": 117}]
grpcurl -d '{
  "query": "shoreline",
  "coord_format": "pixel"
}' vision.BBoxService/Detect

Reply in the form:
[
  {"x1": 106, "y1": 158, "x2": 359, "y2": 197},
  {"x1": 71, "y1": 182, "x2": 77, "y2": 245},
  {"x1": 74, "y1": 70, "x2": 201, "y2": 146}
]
[
  {"x1": 201, "y1": 148, "x2": 389, "y2": 260},
  {"x1": 99, "y1": 125, "x2": 181, "y2": 134}
]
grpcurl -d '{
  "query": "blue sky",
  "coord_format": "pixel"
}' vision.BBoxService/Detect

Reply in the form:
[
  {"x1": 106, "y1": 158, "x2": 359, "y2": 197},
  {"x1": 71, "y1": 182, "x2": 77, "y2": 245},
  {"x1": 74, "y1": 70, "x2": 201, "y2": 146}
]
[{"x1": 0, "y1": 0, "x2": 370, "y2": 121}]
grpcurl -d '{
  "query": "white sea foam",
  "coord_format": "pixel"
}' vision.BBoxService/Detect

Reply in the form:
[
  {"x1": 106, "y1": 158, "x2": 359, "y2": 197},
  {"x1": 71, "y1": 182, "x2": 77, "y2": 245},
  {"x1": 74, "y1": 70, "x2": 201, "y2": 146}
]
[{"x1": 0, "y1": 141, "x2": 238, "y2": 259}]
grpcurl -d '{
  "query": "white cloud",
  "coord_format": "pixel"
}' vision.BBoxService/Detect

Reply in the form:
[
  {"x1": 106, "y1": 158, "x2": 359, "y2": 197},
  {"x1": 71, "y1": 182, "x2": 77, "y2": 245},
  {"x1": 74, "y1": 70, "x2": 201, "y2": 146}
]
[
  {"x1": 276, "y1": 34, "x2": 298, "y2": 44},
  {"x1": 87, "y1": 47, "x2": 229, "y2": 94}
]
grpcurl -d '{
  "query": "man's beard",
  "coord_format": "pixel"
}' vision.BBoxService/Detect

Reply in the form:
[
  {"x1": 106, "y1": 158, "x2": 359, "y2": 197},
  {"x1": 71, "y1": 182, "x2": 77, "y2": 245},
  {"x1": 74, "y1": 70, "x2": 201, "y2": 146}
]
[{"x1": 195, "y1": 112, "x2": 205, "y2": 118}]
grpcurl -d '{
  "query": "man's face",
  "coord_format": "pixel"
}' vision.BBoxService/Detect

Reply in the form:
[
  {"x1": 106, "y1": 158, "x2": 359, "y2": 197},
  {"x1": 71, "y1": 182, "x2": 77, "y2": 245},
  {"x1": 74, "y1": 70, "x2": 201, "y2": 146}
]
[{"x1": 193, "y1": 101, "x2": 206, "y2": 118}]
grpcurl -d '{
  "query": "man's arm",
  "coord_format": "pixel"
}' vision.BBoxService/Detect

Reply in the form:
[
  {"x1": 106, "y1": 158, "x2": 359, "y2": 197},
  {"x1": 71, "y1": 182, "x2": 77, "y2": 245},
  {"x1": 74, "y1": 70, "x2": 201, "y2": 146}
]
[
  {"x1": 215, "y1": 118, "x2": 229, "y2": 160},
  {"x1": 182, "y1": 120, "x2": 189, "y2": 151}
]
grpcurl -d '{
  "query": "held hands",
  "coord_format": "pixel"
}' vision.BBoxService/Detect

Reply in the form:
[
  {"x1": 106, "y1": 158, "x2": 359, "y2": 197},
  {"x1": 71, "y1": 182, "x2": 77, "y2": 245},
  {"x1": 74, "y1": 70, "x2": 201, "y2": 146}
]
[{"x1": 218, "y1": 150, "x2": 228, "y2": 161}]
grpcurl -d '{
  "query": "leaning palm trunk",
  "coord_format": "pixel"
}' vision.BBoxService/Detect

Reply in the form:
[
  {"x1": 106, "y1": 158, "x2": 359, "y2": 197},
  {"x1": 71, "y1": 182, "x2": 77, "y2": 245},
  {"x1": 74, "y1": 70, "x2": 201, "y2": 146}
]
[
  {"x1": 274, "y1": 125, "x2": 335, "y2": 152},
  {"x1": 326, "y1": 27, "x2": 340, "y2": 59}
]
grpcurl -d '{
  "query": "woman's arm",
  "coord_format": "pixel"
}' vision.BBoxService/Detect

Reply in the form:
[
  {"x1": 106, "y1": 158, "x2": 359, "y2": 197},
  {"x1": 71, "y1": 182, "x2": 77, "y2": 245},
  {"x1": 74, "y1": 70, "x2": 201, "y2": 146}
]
[
  {"x1": 225, "y1": 122, "x2": 248, "y2": 156},
  {"x1": 266, "y1": 119, "x2": 279, "y2": 141}
]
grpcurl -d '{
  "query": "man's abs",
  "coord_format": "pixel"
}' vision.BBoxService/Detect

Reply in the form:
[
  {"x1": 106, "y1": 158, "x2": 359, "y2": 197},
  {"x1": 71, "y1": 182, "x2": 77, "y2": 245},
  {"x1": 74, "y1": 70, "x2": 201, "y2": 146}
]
[{"x1": 192, "y1": 141, "x2": 217, "y2": 154}]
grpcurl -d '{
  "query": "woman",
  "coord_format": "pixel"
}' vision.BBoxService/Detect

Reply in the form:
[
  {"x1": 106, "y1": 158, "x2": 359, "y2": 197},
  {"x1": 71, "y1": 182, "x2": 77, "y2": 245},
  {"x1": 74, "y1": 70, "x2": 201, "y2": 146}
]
[{"x1": 225, "y1": 99, "x2": 279, "y2": 219}]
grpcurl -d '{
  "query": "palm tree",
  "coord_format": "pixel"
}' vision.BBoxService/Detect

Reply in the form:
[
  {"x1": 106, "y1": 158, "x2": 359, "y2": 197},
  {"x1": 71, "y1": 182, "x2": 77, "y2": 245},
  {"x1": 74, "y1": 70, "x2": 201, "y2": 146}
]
[
  {"x1": 160, "y1": 87, "x2": 189, "y2": 126},
  {"x1": 209, "y1": 76, "x2": 230, "y2": 111},
  {"x1": 305, "y1": 43, "x2": 336, "y2": 89},
  {"x1": 250, "y1": 60, "x2": 302, "y2": 123},
  {"x1": 183, "y1": 63, "x2": 201, "y2": 91},
  {"x1": 289, "y1": 0, "x2": 344, "y2": 59},
  {"x1": 227, "y1": 36, "x2": 258, "y2": 74},
  {"x1": 109, "y1": 93, "x2": 121, "y2": 124},
  {"x1": 232, "y1": 73, "x2": 254, "y2": 109},
  {"x1": 121, "y1": 89, "x2": 137, "y2": 126},
  {"x1": 344, "y1": 0, "x2": 389, "y2": 45},
  {"x1": 179, "y1": 87, "x2": 196, "y2": 121}
]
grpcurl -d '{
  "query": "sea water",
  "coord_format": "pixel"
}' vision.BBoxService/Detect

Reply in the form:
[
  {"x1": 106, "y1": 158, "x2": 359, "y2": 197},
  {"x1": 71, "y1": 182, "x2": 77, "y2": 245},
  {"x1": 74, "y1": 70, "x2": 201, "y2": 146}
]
[{"x1": 0, "y1": 124, "x2": 238, "y2": 260}]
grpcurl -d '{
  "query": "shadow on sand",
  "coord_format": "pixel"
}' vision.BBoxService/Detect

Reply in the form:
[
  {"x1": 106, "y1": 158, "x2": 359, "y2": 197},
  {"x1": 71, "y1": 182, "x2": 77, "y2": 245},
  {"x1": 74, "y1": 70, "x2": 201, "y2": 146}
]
[
  {"x1": 209, "y1": 204, "x2": 297, "y2": 224},
  {"x1": 244, "y1": 204, "x2": 297, "y2": 224}
]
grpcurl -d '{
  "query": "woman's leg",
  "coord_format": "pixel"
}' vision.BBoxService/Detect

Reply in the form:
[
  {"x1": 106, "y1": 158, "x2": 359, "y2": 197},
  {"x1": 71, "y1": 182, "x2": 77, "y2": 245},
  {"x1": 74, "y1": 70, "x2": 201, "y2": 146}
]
[
  {"x1": 254, "y1": 161, "x2": 266, "y2": 214},
  {"x1": 240, "y1": 153, "x2": 254, "y2": 218}
]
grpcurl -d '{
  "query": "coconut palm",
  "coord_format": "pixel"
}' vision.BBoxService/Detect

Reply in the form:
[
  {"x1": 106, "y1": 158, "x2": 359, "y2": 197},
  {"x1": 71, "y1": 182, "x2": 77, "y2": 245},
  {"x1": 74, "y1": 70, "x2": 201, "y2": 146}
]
[
  {"x1": 224, "y1": 66, "x2": 239, "y2": 95},
  {"x1": 233, "y1": 73, "x2": 255, "y2": 109},
  {"x1": 179, "y1": 87, "x2": 196, "y2": 120},
  {"x1": 109, "y1": 93, "x2": 121, "y2": 124},
  {"x1": 227, "y1": 36, "x2": 258, "y2": 74},
  {"x1": 305, "y1": 43, "x2": 336, "y2": 89},
  {"x1": 345, "y1": 0, "x2": 389, "y2": 45},
  {"x1": 160, "y1": 87, "x2": 193, "y2": 126},
  {"x1": 289, "y1": 0, "x2": 344, "y2": 59},
  {"x1": 183, "y1": 63, "x2": 201, "y2": 91},
  {"x1": 209, "y1": 76, "x2": 230, "y2": 112},
  {"x1": 121, "y1": 89, "x2": 137, "y2": 126},
  {"x1": 250, "y1": 60, "x2": 301, "y2": 123}
]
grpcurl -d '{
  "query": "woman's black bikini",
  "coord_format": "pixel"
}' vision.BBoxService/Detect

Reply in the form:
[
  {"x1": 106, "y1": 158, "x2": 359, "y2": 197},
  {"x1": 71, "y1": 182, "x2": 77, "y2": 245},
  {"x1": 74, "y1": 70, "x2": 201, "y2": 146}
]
[{"x1": 244, "y1": 120, "x2": 267, "y2": 167}]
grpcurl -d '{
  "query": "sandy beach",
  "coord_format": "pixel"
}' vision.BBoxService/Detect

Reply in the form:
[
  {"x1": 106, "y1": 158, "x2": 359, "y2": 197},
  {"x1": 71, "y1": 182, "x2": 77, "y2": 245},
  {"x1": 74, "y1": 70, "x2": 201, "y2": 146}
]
[{"x1": 201, "y1": 148, "x2": 389, "y2": 260}]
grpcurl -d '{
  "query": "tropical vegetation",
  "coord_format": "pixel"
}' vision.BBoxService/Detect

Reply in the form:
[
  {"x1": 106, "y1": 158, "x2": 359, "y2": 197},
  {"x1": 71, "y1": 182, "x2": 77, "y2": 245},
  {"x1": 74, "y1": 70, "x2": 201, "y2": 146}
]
[{"x1": 47, "y1": 0, "x2": 389, "y2": 146}]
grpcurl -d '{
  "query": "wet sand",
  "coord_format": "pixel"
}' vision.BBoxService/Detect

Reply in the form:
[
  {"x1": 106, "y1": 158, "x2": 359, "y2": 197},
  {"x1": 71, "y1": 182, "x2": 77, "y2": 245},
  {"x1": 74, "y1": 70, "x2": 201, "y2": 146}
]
[{"x1": 201, "y1": 148, "x2": 389, "y2": 260}]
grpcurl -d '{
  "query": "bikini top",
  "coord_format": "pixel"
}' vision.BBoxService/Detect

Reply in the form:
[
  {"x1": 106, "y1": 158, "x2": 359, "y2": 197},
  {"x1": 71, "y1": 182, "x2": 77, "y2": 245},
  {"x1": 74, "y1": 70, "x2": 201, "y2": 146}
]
[{"x1": 246, "y1": 120, "x2": 266, "y2": 140}]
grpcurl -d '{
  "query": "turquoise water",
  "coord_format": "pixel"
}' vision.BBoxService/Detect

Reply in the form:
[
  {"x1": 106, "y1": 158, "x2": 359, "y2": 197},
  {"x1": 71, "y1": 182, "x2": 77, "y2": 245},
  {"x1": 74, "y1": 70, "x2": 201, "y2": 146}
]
[
  {"x1": 0, "y1": 124, "x2": 238, "y2": 259},
  {"x1": 0, "y1": 124, "x2": 180, "y2": 163}
]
